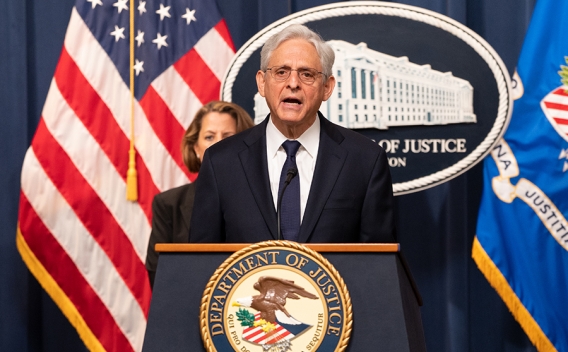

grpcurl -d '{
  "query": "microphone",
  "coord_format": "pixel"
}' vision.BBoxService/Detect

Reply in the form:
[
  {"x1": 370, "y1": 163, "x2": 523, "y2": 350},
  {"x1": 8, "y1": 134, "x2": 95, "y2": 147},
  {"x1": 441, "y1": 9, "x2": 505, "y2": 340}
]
[{"x1": 277, "y1": 168, "x2": 298, "y2": 241}]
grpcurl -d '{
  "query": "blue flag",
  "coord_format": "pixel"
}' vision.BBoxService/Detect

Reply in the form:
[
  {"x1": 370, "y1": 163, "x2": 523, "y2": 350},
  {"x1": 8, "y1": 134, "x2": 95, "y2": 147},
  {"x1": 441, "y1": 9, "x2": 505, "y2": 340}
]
[{"x1": 474, "y1": 0, "x2": 568, "y2": 350}]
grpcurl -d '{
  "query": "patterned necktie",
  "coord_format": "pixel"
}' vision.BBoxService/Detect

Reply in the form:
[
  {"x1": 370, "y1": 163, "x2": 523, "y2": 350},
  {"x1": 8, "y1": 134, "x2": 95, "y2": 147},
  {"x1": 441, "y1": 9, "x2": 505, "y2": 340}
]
[{"x1": 278, "y1": 140, "x2": 301, "y2": 241}]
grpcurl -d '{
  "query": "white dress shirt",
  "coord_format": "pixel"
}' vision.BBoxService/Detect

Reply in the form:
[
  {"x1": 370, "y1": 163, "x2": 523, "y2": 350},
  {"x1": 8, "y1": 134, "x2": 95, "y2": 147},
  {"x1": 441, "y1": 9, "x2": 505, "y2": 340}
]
[{"x1": 266, "y1": 116, "x2": 320, "y2": 223}]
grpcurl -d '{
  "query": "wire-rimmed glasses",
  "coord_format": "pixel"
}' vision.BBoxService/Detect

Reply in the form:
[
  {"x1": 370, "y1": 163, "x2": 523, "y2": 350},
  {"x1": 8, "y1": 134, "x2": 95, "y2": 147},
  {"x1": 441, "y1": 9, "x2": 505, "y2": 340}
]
[{"x1": 265, "y1": 66, "x2": 325, "y2": 84}]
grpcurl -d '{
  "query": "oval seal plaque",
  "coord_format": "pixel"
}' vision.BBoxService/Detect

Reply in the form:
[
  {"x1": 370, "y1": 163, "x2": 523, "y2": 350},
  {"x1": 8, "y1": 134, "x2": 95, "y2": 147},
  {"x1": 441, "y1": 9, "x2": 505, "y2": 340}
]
[
  {"x1": 222, "y1": 1, "x2": 513, "y2": 195},
  {"x1": 200, "y1": 241, "x2": 352, "y2": 352}
]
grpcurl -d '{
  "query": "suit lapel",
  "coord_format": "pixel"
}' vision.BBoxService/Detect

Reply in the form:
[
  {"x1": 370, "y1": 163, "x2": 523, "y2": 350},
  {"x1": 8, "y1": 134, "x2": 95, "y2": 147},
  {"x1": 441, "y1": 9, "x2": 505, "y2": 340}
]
[
  {"x1": 298, "y1": 115, "x2": 347, "y2": 242},
  {"x1": 180, "y1": 184, "x2": 195, "y2": 233},
  {"x1": 239, "y1": 118, "x2": 278, "y2": 239}
]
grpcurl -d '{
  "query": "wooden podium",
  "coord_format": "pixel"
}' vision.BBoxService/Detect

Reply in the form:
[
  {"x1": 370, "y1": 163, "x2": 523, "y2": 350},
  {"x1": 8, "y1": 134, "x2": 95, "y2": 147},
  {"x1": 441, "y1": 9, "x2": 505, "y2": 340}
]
[{"x1": 142, "y1": 243, "x2": 426, "y2": 351}]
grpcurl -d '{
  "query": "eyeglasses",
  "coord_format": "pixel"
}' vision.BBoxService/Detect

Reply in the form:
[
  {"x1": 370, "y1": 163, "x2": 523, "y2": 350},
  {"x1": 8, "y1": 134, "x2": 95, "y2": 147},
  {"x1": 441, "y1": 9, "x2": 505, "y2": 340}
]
[{"x1": 265, "y1": 66, "x2": 325, "y2": 84}]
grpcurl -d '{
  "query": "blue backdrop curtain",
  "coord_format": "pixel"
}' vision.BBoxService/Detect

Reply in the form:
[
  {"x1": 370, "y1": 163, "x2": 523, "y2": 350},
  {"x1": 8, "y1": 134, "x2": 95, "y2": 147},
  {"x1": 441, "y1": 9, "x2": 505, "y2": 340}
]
[{"x1": 0, "y1": 0, "x2": 537, "y2": 351}]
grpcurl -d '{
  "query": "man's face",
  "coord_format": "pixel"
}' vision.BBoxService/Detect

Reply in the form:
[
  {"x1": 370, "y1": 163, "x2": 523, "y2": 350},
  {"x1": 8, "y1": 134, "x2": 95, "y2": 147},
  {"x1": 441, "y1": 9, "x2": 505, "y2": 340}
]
[{"x1": 256, "y1": 38, "x2": 335, "y2": 136}]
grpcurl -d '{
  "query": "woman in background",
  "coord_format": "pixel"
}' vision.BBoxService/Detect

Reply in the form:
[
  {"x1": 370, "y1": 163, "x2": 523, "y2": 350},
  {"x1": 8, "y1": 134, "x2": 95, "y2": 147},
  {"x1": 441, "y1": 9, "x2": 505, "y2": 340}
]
[{"x1": 145, "y1": 101, "x2": 254, "y2": 287}]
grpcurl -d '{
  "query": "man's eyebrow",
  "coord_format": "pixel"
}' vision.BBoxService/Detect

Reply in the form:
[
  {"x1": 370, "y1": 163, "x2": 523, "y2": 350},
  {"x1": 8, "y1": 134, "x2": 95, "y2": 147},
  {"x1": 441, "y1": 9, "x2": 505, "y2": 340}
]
[{"x1": 274, "y1": 65, "x2": 314, "y2": 70}]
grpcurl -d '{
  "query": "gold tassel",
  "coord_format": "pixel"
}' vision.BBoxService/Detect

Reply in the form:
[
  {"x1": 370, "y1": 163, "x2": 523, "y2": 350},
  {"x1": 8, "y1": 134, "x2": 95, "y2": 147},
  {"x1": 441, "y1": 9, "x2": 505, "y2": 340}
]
[
  {"x1": 126, "y1": 147, "x2": 138, "y2": 201},
  {"x1": 126, "y1": 0, "x2": 137, "y2": 202}
]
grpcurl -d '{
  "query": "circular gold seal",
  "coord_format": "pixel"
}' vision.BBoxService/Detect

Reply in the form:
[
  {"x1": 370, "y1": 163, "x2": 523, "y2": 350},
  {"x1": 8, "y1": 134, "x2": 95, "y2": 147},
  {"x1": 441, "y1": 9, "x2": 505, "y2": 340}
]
[{"x1": 200, "y1": 241, "x2": 352, "y2": 352}]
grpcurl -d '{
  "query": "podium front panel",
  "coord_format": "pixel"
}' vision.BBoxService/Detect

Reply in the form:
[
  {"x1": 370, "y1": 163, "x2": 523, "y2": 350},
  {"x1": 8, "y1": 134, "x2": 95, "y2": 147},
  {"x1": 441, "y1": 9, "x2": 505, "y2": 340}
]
[{"x1": 142, "y1": 251, "x2": 425, "y2": 351}]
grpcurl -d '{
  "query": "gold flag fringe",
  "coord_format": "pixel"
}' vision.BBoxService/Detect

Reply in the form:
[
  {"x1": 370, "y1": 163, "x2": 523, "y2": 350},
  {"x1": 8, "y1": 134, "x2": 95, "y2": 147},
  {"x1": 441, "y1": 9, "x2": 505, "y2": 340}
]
[
  {"x1": 16, "y1": 227, "x2": 105, "y2": 352},
  {"x1": 472, "y1": 236, "x2": 556, "y2": 351}
]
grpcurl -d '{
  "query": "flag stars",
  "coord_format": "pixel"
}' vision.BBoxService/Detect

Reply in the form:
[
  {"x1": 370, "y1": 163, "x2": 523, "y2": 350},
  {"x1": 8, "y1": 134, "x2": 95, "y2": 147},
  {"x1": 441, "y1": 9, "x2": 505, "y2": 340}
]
[
  {"x1": 133, "y1": 59, "x2": 144, "y2": 76},
  {"x1": 182, "y1": 8, "x2": 196, "y2": 25},
  {"x1": 110, "y1": 25, "x2": 126, "y2": 42},
  {"x1": 113, "y1": 0, "x2": 129, "y2": 14},
  {"x1": 135, "y1": 30, "x2": 145, "y2": 47},
  {"x1": 152, "y1": 33, "x2": 168, "y2": 49},
  {"x1": 87, "y1": 0, "x2": 103, "y2": 9},
  {"x1": 156, "y1": 4, "x2": 171, "y2": 21},
  {"x1": 138, "y1": 1, "x2": 147, "y2": 15}
]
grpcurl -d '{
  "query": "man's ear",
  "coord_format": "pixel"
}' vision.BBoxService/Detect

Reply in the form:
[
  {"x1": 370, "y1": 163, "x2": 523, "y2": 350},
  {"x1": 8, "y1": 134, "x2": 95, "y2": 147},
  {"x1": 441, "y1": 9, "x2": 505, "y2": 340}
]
[
  {"x1": 322, "y1": 75, "x2": 336, "y2": 101},
  {"x1": 256, "y1": 70, "x2": 266, "y2": 97}
]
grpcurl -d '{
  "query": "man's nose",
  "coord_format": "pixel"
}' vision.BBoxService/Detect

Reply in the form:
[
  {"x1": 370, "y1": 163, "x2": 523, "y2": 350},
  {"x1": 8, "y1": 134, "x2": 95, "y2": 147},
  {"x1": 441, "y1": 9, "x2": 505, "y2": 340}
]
[{"x1": 287, "y1": 70, "x2": 300, "y2": 88}]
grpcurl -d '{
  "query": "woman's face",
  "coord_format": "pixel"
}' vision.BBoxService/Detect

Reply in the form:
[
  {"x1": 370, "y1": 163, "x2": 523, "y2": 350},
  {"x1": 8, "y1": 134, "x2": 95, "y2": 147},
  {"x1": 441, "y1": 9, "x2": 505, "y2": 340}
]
[{"x1": 193, "y1": 112, "x2": 237, "y2": 162}]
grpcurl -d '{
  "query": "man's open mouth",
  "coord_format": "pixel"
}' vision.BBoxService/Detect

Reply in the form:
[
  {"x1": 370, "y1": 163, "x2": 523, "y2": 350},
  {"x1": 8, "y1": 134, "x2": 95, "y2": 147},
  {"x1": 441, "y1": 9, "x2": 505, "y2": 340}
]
[{"x1": 283, "y1": 98, "x2": 302, "y2": 105}]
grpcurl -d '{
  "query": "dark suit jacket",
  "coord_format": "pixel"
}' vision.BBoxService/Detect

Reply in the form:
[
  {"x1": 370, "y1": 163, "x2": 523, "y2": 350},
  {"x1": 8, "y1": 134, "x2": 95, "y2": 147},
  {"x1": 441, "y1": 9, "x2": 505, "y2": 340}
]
[
  {"x1": 146, "y1": 183, "x2": 195, "y2": 287},
  {"x1": 189, "y1": 113, "x2": 396, "y2": 244}
]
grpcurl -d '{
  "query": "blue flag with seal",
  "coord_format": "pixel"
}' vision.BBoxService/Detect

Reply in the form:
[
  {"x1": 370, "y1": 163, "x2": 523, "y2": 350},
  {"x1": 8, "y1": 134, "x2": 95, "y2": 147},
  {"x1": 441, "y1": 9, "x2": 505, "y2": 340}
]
[{"x1": 474, "y1": 0, "x2": 568, "y2": 350}]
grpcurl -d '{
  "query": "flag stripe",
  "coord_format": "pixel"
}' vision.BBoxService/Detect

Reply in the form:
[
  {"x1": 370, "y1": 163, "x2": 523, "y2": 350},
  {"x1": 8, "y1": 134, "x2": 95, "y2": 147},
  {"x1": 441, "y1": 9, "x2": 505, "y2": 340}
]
[
  {"x1": 20, "y1": 149, "x2": 146, "y2": 350},
  {"x1": 174, "y1": 49, "x2": 221, "y2": 105},
  {"x1": 31, "y1": 119, "x2": 151, "y2": 313},
  {"x1": 553, "y1": 117, "x2": 568, "y2": 126},
  {"x1": 214, "y1": 19, "x2": 236, "y2": 52},
  {"x1": 18, "y1": 194, "x2": 134, "y2": 352},
  {"x1": 546, "y1": 109, "x2": 568, "y2": 119},
  {"x1": 194, "y1": 24, "x2": 235, "y2": 80},
  {"x1": 41, "y1": 79, "x2": 151, "y2": 260},
  {"x1": 134, "y1": 151, "x2": 161, "y2": 220},
  {"x1": 139, "y1": 86, "x2": 191, "y2": 180},
  {"x1": 544, "y1": 101, "x2": 568, "y2": 112},
  {"x1": 243, "y1": 327, "x2": 265, "y2": 339},
  {"x1": 151, "y1": 66, "x2": 202, "y2": 130},
  {"x1": 542, "y1": 92, "x2": 568, "y2": 104},
  {"x1": 55, "y1": 47, "x2": 129, "y2": 179},
  {"x1": 553, "y1": 87, "x2": 568, "y2": 97},
  {"x1": 265, "y1": 326, "x2": 290, "y2": 344}
]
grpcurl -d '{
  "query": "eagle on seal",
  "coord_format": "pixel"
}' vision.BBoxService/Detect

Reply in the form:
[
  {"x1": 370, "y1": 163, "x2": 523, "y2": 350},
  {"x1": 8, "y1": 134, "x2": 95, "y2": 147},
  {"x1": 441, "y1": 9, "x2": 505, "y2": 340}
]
[{"x1": 235, "y1": 276, "x2": 318, "y2": 323}]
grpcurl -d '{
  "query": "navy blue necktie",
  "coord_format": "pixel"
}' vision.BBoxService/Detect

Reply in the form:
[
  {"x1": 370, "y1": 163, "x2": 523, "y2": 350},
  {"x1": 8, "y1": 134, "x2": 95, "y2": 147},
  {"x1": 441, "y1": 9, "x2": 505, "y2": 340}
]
[{"x1": 279, "y1": 140, "x2": 301, "y2": 241}]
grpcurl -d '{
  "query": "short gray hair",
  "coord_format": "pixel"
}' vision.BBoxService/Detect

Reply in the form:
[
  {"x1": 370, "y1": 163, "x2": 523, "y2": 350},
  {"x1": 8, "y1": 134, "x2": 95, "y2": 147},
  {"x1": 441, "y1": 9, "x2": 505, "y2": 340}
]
[{"x1": 260, "y1": 24, "x2": 335, "y2": 80}]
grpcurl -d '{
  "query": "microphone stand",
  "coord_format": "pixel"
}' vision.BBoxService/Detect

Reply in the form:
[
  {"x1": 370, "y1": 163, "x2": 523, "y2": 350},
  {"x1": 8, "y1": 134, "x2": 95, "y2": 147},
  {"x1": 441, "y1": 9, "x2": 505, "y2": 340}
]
[{"x1": 277, "y1": 168, "x2": 298, "y2": 241}]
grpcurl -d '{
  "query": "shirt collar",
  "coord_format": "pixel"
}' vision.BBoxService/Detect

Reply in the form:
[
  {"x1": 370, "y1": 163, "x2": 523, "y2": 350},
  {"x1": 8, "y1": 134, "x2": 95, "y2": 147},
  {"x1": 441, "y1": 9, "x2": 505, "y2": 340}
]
[{"x1": 266, "y1": 115, "x2": 321, "y2": 158}]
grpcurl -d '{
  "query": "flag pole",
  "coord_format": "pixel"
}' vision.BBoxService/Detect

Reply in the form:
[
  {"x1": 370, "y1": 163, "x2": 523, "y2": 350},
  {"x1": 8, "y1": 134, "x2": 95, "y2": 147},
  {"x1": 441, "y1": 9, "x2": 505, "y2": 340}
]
[{"x1": 126, "y1": 0, "x2": 138, "y2": 201}]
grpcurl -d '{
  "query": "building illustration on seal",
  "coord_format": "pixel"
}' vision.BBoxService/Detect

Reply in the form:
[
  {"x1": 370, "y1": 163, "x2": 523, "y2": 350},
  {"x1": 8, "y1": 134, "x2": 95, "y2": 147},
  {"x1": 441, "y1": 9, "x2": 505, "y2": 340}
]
[{"x1": 254, "y1": 40, "x2": 476, "y2": 129}]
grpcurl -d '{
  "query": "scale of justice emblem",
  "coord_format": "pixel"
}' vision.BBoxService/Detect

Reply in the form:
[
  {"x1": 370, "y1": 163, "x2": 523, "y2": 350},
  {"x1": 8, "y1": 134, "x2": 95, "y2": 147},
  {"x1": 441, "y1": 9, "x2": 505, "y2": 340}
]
[{"x1": 200, "y1": 241, "x2": 352, "y2": 352}]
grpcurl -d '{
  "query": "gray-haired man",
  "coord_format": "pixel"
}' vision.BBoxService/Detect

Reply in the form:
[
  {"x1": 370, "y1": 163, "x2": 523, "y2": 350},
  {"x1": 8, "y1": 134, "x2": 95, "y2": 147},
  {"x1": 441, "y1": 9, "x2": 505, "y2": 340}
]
[{"x1": 190, "y1": 24, "x2": 396, "y2": 244}]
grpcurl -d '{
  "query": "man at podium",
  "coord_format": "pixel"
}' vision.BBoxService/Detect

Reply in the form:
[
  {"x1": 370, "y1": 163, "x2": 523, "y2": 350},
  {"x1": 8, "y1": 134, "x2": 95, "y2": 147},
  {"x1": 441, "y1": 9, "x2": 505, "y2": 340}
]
[{"x1": 189, "y1": 24, "x2": 396, "y2": 244}]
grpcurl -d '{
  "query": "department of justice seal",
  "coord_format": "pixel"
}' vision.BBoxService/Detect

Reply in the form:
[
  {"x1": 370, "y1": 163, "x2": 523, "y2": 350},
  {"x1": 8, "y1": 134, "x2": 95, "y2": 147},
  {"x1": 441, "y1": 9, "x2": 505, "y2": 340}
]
[{"x1": 200, "y1": 241, "x2": 352, "y2": 352}]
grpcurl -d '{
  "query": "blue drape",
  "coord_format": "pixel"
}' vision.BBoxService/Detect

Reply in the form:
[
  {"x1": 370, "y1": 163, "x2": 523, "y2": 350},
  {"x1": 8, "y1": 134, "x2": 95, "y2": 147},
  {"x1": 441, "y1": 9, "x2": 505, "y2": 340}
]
[{"x1": 0, "y1": 0, "x2": 537, "y2": 351}]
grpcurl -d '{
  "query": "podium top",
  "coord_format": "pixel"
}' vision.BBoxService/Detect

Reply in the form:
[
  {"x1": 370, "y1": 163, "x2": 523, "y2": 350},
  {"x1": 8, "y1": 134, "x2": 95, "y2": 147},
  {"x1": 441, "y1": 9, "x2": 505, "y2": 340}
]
[{"x1": 156, "y1": 243, "x2": 399, "y2": 253}]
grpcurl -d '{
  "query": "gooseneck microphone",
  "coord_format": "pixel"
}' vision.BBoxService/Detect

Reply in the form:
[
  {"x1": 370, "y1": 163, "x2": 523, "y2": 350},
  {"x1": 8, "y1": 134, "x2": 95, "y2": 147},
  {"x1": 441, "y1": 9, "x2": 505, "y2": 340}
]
[{"x1": 277, "y1": 168, "x2": 298, "y2": 241}]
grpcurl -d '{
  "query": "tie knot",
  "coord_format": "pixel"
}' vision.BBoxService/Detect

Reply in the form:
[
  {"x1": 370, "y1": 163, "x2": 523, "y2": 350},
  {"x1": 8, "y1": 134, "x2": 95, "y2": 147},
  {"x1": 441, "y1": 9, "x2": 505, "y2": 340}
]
[{"x1": 282, "y1": 140, "x2": 301, "y2": 157}]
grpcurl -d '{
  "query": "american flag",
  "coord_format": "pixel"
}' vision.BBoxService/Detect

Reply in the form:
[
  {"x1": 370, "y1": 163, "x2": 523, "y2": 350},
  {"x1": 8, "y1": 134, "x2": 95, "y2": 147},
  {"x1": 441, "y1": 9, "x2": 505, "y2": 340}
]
[{"x1": 16, "y1": 0, "x2": 235, "y2": 350}]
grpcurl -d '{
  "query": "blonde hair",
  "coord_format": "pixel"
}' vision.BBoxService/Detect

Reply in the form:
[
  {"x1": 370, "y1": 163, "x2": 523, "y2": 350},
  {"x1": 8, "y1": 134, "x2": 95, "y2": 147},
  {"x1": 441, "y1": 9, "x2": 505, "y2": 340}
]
[{"x1": 182, "y1": 101, "x2": 254, "y2": 173}]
